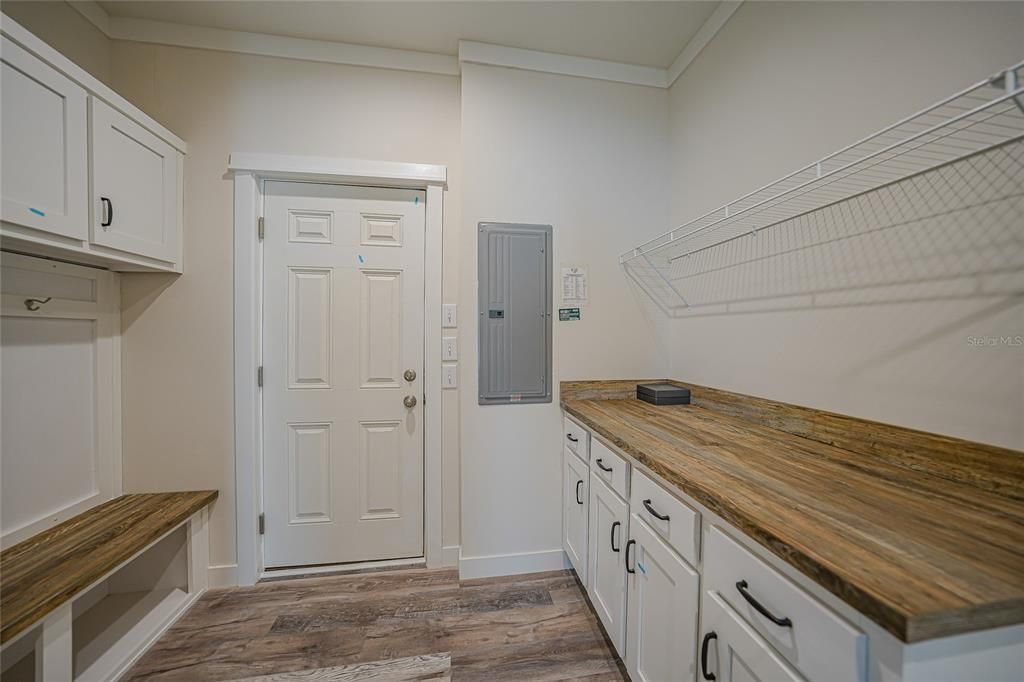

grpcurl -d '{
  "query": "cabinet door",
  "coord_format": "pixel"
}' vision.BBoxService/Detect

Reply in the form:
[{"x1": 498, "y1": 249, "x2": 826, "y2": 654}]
[
  {"x1": 700, "y1": 591, "x2": 805, "y2": 682},
  {"x1": 563, "y1": 448, "x2": 589, "y2": 584},
  {"x1": 90, "y1": 98, "x2": 179, "y2": 262},
  {"x1": 1, "y1": 36, "x2": 88, "y2": 239},
  {"x1": 588, "y1": 473, "x2": 628, "y2": 654},
  {"x1": 626, "y1": 515, "x2": 700, "y2": 682}
]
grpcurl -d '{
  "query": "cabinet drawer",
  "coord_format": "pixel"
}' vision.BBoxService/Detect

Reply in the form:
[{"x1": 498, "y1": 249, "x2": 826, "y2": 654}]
[
  {"x1": 704, "y1": 526, "x2": 866, "y2": 682},
  {"x1": 591, "y1": 438, "x2": 629, "y2": 500},
  {"x1": 563, "y1": 416, "x2": 590, "y2": 460},
  {"x1": 630, "y1": 470, "x2": 700, "y2": 567},
  {"x1": 700, "y1": 590, "x2": 805, "y2": 682}
]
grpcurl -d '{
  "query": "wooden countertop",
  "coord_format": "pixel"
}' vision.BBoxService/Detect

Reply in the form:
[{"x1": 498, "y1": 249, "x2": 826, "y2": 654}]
[
  {"x1": 0, "y1": 490, "x2": 218, "y2": 644},
  {"x1": 561, "y1": 381, "x2": 1024, "y2": 643}
]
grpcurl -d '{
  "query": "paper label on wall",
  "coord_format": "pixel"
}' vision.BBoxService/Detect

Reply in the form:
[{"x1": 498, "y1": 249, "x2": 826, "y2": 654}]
[{"x1": 561, "y1": 265, "x2": 588, "y2": 305}]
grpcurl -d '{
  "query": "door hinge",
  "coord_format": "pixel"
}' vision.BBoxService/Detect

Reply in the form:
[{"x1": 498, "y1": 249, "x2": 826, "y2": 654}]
[
  {"x1": 258, "y1": 216, "x2": 265, "y2": 240},
  {"x1": 258, "y1": 513, "x2": 265, "y2": 535},
  {"x1": 257, "y1": 366, "x2": 263, "y2": 388}
]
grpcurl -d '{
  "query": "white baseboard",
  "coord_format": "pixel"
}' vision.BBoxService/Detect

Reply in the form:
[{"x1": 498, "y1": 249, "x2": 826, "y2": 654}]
[
  {"x1": 458, "y1": 548, "x2": 571, "y2": 580},
  {"x1": 207, "y1": 563, "x2": 238, "y2": 588},
  {"x1": 442, "y1": 544, "x2": 460, "y2": 567}
]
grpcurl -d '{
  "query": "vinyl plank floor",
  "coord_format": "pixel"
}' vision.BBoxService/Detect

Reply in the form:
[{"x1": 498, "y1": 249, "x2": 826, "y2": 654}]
[{"x1": 125, "y1": 567, "x2": 626, "y2": 682}]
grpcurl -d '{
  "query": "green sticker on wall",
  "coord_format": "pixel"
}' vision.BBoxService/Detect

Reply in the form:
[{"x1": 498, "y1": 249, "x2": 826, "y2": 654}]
[{"x1": 559, "y1": 308, "x2": 580, "y2": 321}]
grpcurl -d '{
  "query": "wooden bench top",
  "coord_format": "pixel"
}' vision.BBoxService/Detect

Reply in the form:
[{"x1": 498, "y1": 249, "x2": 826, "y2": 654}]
[{"x1": 0, "y1": 491, "x2": 217, "y2": 644}]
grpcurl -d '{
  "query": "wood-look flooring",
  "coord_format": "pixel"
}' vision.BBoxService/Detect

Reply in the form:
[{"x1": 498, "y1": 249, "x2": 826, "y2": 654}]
[{"x1": 126, "y1": 567, "x2": 626, "y2": 682}]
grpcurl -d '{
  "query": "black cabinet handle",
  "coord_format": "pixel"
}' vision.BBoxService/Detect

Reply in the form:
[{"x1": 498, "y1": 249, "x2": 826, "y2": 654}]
[
  {"x1": 575, "y1": 480, "x2": 584, "y2": 505},
  {"x1": 736, "y1": 580, "x2": 792, "y2": 627},
  {"x1": 611, "y1": 521, "x2": 621, "y2": 552},
  {"x1": 700, "y1": 632, "x2": 717, "y2": 680},
  {"x1": 595, "y1": 458, "x2": 613, "y2": 473},
  {"x1": 566, "y1": 434, "x2": 578, "y2": 442},
  {"x1": 642, "y1": 499, "x2": 670, "y2": 521},
  {"x1": 625, "y1": 539, "x2": 636, "y2": 573},
  {"x1": 101, "y1": 197, "x2": 113, "y2": 227}
]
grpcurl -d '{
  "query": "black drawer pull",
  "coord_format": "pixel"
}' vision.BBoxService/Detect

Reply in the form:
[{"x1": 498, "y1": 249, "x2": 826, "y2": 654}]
[
  {"x1": 643, "y1": 499, "x2": 670, "y2": 521},
  {"x1": 736, "y1": 580, "x2": 792, "y2": 627},
  {"x1": 595, "y1": 458, "x2": 613, "y2": 472},
  {"x1": 101, "y1": 197, "x2": 113, "y2": 227},
  {"x1": 700, "y1": 631, "x2": 717, "y2": 680},
  {"x1": 611, "y1": 521, "x2": 621, "y2": 552},
  {"x1": 566, "y1": 434, "x2": 578, "y2": 443},
  {"x1": 625, "y1": 539, "x2": 636, "y2": 573},
  {"x1": 575, "y1": 480, "x2": 584, "y2": 505}
]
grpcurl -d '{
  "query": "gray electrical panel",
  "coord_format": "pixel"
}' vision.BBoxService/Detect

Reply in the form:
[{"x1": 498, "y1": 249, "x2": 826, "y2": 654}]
[{"x1": 478, "y1": 222, "x2": 552, "y2": 405}]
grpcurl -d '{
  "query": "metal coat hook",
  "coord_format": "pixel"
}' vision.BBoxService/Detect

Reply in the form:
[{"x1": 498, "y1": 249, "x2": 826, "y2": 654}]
[{"x1": 24, "y1": 297, "x2": 52, "y2": 311}]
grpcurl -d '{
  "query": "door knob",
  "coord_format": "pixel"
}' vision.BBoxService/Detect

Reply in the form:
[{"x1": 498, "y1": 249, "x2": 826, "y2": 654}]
[
  {"x1": 403, "y1": 395, "x2": 418, "y2": 408},
  {"x1": 404, "y1": 369, "x2": 417, "y2": 382}
]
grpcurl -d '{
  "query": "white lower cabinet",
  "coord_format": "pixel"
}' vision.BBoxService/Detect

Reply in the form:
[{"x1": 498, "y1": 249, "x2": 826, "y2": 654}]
[
  {"x1": 563, "y1": 448, "x2": 590, "y2": 584},
  {"x1": 587, "y1": 474, "x2": 629, "y2": 654},
  {"x1": 626, "y1": 514, "x2": 700, "y2": 682},
  {"x1": 700, "y1": 590, "x2": 805, "y2": 682}
]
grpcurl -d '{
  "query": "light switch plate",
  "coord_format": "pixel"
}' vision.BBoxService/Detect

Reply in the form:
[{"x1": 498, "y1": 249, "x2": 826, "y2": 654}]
[
  {"x1": 442, "y1": 363, "x2": 457, "y2": 389},
  {"x1": 442, "y1": 304, "x2": 457, "y2": 328},
  {"x1": 442, "y1": 336, "x2": 458, "y2": 361}
]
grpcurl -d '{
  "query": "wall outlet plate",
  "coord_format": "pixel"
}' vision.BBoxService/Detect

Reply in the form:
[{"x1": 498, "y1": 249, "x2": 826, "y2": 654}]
[
  {"x1": 442, "y1": 304, "x2": 457, "y2": 328},
  {"x1": 442, "y1": 363, "x2": 457, "y2": 389},
  {"x1": 442, "y1": 336, "x2": 458, "y2": 361}
]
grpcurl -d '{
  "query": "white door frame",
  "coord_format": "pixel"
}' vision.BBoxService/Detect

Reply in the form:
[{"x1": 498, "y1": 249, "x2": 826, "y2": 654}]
[{"x1": 230, "y1": 152, "x2": 446, "y2": 586}]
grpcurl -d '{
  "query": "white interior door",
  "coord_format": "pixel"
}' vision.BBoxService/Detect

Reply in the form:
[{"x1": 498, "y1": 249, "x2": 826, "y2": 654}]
[{"x1": 263, "y1": 181, "x2": 425, "y2": 568}]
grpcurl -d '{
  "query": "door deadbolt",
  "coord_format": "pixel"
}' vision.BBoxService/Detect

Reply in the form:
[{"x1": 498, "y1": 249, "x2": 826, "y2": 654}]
[
  {"x1": 404, "y1": 369, "x2": 417, "y2": 382},
  {"x1": 403, "y1": 395, "x2": 418, "y2": 408}
]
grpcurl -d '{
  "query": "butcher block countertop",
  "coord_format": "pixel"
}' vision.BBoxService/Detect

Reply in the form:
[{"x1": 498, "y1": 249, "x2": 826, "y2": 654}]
[{"x1": 561, "y1": 380, "x2": 1024, "y2": 644}]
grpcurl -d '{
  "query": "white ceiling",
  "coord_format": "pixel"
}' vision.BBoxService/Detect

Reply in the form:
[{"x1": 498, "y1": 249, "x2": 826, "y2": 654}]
[{"x1": 96, "y1": 1, "x2": 723, "y2": 68}]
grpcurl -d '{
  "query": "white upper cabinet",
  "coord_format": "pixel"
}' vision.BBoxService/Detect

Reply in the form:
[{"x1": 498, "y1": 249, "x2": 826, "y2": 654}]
[
  {"x1": 90, "y1": 99, "x2": 180, "y2": 263},
  {"x1": 0, "y1": 35, "x2": 88, "y2": 240},
  {"x1": 0, "y1": 17, "x2": 186, "y2": 272}
]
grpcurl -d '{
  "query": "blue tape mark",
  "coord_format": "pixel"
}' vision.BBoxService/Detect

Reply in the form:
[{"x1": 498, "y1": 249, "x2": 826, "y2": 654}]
[
  {"x1": 637, "y1": 562, "x2": 647, "y2": 575},
  {"x1": 414, "y1": 196, "x2": 419, "y2": 205},
  {"x1": 358, "y1": 255, "x2": 365, "y2": 264},
  {"x1": 29, "y1": 208, "x2": 45, "y2": 217}
]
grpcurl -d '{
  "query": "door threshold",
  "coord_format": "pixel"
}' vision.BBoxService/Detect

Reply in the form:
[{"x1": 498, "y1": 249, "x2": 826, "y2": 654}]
[{"x1": 259, "y1": 556, "x2": 426, "y2": 582}]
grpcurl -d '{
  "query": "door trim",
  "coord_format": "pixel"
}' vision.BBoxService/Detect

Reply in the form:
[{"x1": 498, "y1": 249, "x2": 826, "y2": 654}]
[{"x1": 231, "y1": 154, "x2": 447, "y2": 586}]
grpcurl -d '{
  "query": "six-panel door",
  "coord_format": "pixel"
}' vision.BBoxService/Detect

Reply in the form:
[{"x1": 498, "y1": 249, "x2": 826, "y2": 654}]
[
  {"x1": 262, "y1": 181, "x2": 425, "y2": 568},
  {"x1": 90, "y1": 98, "x2": 180, "y2": 262},
  {"x1": 563, "y1": 448, "x2": 589, "y2": 584},
  {"x1": 588, "y1": 473, "x2": 629, "y2": 654},
  {"x1": 1, "y1": 36, "x2": 88, "y2": 240},
  {"x1": 627, "y1": 514, "x2": 700, "y2": 682}
]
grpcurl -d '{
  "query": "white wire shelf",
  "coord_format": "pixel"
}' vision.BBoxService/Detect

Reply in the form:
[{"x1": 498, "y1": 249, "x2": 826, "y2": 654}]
[{"x1": 623, "y1": 60, "x2": 1024, "y2": 315}]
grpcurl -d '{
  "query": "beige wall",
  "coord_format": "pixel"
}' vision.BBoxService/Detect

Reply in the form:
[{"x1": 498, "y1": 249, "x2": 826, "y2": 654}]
[
  {"x1": 665, "y1": 1, "x2": 1024, "y2": 449},
  {"x1": 1, "y1": 1, "x2": 112, "y2": 85},
  {"x1": 458, "y1": 63, "x2": 670, "y2": 570},
  {"x1": 109, "y1": 40, "x2": 463, "y2": 573}
]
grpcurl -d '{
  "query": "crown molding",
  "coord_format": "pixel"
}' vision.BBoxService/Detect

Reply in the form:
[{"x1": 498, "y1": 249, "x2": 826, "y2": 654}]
[
  {"x1": 68, "y1": 0, "x2": 458, "y2": 76},
  {"x1": 667, "y1": 1, "x2": 743, "y2": 87},
  {"x1": 458, "y1": 40, "x2": 667, "y2": 89},
  {"x1": 68, "y1": 0, "x2": 740, "y2": 88}
]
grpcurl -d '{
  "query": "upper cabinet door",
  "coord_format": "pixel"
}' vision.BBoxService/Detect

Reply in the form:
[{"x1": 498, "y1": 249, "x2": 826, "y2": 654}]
[
  {"x1": 90, "y1": 98, "x2": 179, "y2": 263},
  {"x1": 1, "y1": 36, "x2": 88, "y2": 240}
]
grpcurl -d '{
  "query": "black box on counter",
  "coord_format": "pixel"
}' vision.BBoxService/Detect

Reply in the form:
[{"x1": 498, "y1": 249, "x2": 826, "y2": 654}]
[{"x1": 636, "y1": 383, "x2": 691, "y2": 406}]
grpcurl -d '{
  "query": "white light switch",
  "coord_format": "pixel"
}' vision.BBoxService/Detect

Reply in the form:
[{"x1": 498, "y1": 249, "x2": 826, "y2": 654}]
[
  {"x1": 442, "y1": 304, "x2": 457, "y2": 328},
  {"x1": 442, "y1": 336, "x2": 458, "y2": 361},
  {"x1": 442, "y1": 363, "x2": 457, "y2": 389}
]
